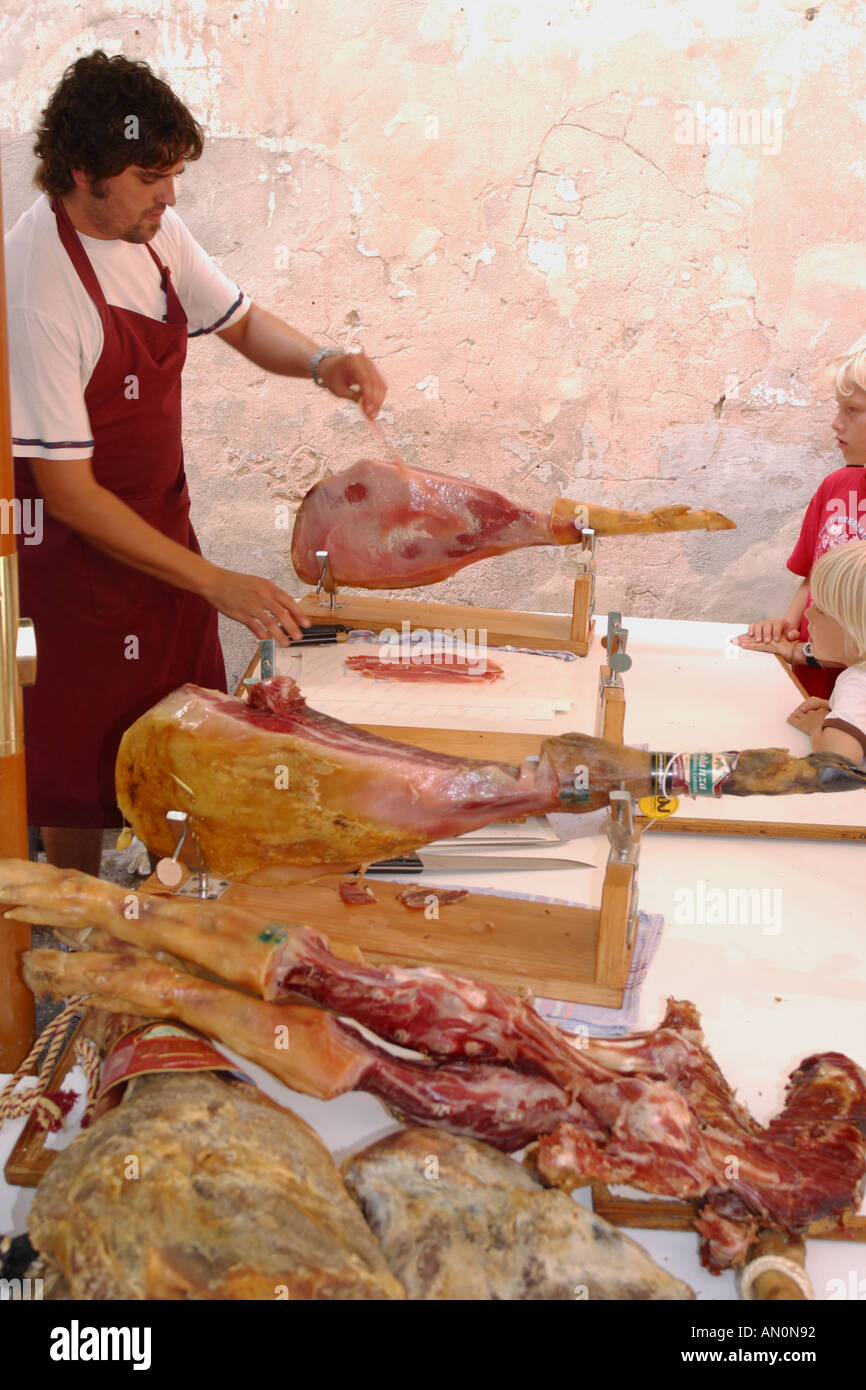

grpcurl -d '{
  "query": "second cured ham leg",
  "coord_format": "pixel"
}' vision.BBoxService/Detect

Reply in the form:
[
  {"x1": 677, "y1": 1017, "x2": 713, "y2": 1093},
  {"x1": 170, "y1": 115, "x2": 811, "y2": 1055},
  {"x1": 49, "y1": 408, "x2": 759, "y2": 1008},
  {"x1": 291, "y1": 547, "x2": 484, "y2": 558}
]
[
  {"x1": 531, "y1": 1000, "x2": 866, "y2": 1273},
  {"x1": 28, "y1": 1069, "x2": 405, "y2": 1300},
  {"x1": 291, "y1": 457, "x2": 735, "y2": 589},
  {"x1": 22, "y1": 949, "x2": 598, "y2": 1151},
  {"x1": 0, "y1": 859, "x2": 597, "y2": 1076},
  {"x1": 114, "y1": 678, "x2": 866, "y2": 880}
]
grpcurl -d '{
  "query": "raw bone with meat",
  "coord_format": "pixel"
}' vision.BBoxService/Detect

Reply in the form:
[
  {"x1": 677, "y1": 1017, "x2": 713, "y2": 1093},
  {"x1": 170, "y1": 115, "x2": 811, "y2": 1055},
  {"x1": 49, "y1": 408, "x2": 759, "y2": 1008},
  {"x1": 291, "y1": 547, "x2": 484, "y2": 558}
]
[
  {"x1": 529, "y1": 1000, "x2": 866, "y2": 1272},
  {"x1": 4, "y1": 859, "x2": 864, "y2": 1273},
  {"x1": 114, "y1": 677, "x2": 866, "y2": 880},
  {"x1": 291, "y1": 457, "x2": 736, "y2": 590}
]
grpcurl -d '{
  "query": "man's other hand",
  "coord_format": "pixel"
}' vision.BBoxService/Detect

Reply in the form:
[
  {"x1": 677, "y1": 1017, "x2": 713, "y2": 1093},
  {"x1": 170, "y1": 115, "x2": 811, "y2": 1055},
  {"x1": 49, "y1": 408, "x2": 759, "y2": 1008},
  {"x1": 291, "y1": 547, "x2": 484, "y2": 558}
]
[{"x1": 203, "y1": 567, "x2": 311, "y2": 644}]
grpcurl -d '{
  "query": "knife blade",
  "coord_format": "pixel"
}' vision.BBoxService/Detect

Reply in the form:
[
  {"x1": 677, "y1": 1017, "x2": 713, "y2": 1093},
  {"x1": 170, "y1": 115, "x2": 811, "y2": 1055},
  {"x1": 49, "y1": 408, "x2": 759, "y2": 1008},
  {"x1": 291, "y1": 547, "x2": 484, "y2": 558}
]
[
  {"x1": 422, "y1": 836, "x2": 567, "y2": 850},
  {"x1": 366, "y1": 851, "x2": 594, "y2": 873},
  {"x1": 418, "y1": 851, "x2": 594, "y2": 871}
]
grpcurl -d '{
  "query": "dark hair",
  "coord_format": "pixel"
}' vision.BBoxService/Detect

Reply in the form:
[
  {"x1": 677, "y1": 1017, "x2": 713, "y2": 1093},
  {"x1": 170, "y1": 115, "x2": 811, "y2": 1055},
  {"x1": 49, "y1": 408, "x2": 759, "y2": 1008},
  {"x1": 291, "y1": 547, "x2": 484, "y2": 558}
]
[{"x1": 34, "y1": 50, "x2": 204, "y2": 196}]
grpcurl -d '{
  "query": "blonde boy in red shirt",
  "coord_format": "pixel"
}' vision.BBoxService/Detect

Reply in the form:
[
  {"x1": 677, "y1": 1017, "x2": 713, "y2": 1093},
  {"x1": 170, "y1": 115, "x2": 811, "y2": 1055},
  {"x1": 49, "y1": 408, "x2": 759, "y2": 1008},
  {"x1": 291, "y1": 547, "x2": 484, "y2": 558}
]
[{"x1": 737, "y1": 335, "x2": 866, "y2": 693}]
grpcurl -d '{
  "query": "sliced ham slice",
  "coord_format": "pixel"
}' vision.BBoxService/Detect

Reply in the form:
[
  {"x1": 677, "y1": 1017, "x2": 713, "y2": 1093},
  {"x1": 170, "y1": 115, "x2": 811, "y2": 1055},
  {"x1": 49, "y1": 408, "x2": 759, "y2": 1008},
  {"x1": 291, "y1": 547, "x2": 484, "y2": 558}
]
[
  {"x1": 339, "y1": 879, "x2": 378, "y2": 905},
  {"x1": 344, "y1": 653, "x2": 503, "y2": 683},
  {"x1": 396, "y1": 886, "x2": 468, "y2": 910}
]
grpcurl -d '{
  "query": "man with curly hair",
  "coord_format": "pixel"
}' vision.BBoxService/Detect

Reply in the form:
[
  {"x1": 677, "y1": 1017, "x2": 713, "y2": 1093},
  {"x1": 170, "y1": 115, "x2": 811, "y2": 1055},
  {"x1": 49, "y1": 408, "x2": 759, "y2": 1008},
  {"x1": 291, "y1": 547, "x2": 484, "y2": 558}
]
[{"x1": 6, "y1": 51, "x2": 387, "y2": 874}]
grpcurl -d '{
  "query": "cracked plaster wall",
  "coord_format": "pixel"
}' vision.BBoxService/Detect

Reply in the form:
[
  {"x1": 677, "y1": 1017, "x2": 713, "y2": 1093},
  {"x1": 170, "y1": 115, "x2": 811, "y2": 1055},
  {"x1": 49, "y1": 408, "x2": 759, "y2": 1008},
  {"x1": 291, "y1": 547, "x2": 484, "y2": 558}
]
[{"x1": 3, "y1": 0, "x2": 865, "y2": 689}]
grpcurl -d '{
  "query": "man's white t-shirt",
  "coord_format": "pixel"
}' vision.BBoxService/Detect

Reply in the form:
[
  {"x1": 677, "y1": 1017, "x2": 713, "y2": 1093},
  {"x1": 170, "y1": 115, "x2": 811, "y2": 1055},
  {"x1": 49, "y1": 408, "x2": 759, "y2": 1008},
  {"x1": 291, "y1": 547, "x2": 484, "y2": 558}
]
[
  {"x1": 824, "y1": 664, "x2": 866, "y2": 760},
  {"x1": 5, "y1": 193, "x2": 251, "y2": 461}
]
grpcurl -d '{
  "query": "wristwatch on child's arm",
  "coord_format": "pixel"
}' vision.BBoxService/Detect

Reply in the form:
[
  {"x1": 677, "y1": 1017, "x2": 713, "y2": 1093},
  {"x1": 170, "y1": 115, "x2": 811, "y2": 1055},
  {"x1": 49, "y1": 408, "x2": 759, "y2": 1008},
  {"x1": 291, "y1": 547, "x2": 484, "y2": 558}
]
[{"x1": 799, "y1": 641, "x2": 822, "y2": 669}]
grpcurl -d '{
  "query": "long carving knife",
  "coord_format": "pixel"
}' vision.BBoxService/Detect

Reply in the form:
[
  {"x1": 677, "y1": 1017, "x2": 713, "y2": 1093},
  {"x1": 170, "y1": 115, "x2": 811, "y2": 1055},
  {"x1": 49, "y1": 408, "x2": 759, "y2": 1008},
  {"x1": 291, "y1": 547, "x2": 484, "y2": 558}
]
[{"x1": 367, "y1": 851, "x2": 595, "y2": 873}]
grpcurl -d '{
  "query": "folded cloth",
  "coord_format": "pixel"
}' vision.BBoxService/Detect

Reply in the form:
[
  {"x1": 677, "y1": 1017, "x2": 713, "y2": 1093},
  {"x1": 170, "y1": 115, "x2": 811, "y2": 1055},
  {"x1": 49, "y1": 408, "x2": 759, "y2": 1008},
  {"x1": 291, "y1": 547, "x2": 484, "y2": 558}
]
[{"x1": 534, "y1": 907, "x2": 664, "y2": 1037}]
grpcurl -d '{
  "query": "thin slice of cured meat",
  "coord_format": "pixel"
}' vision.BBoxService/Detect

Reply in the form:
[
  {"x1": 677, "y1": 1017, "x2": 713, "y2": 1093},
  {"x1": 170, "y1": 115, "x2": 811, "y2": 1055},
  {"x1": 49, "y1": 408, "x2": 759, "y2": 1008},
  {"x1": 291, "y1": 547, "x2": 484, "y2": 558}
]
[
  {"x1": 344, "y1": 653, "x2": 503, "y2": 683},
  {"x1": 396, "y1": 886, "x2": 468, "y2": 910},
  {"x1": 291, "y1": 457, "x2": 735, "y2": 590},
  {"x1": 339, "y1": 879, "x2": 378, "y2": 905}
]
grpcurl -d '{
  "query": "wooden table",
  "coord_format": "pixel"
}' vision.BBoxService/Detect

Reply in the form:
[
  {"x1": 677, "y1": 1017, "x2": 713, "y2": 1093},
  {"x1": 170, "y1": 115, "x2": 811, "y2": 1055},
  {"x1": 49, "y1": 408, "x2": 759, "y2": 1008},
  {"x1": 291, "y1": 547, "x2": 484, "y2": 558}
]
[{"x1": 2, "y1": 616, "x2": 864, "y2": 1300}]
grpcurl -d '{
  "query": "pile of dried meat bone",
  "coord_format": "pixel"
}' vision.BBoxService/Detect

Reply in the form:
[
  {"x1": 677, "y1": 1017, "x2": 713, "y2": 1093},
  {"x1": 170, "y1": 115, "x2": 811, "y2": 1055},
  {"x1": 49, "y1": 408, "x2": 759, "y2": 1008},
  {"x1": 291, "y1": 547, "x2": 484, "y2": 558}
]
[{"x1": 3, "y1": 859, "x2": 864, "y2": 1278}]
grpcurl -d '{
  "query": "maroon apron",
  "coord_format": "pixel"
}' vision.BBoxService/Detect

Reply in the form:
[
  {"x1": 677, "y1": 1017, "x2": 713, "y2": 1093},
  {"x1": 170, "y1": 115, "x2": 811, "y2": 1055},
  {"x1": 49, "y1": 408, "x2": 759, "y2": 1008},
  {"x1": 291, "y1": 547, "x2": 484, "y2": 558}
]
[{"x1": 14, "y1": 196, "x2": 226, "y2": 828}]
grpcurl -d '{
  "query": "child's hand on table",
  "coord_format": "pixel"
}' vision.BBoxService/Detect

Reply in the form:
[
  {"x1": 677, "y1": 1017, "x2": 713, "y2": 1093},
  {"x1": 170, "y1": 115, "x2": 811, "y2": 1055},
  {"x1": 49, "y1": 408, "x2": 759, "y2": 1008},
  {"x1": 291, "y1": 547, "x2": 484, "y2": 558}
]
[
  {"x1": 734, "y1": 632, "x2": 796, "y2": 659},
  {"x1": 787, "y1": 698, "x2": 831, "y2": 734},
  {"x1": 741, "y1": 617, "x2": 801, "y2": 643}
]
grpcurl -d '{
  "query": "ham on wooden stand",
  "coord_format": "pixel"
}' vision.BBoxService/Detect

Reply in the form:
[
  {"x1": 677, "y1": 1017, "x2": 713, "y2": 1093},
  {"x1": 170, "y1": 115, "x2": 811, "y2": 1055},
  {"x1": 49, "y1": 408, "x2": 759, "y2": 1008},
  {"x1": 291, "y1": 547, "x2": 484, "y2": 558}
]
[
  {"x1": 113, "y1": 677, "x2": 866, "y2": 881},
  {"x1": 291, "y1": 457, "x2": 735, "y2": 590}
]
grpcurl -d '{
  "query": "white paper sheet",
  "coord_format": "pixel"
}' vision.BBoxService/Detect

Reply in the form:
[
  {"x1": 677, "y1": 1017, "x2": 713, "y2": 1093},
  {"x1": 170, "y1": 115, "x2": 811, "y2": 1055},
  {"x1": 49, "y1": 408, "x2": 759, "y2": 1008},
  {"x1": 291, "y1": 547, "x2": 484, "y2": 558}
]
[{"x1": 290, "y1": 640, "x2": 577, "y2": 722}]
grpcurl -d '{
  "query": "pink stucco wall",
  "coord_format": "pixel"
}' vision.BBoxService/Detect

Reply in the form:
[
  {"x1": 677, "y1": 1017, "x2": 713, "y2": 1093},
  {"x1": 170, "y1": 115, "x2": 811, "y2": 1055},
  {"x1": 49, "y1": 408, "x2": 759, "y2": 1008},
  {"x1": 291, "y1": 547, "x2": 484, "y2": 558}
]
[{"x1": 3, "y1": 0, "x2": 864, "y2": 687}]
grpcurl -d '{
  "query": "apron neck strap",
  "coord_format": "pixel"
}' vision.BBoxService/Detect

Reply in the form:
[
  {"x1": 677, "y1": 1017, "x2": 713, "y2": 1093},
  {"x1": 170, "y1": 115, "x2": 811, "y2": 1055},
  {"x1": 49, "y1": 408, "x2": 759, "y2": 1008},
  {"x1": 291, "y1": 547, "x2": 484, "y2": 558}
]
[
  {"x1": 51, "y1": 195, "x2": 182, "y2": 323},
  {"x1": 51, "y1": 195, "x2": 107, "y2": 311}
]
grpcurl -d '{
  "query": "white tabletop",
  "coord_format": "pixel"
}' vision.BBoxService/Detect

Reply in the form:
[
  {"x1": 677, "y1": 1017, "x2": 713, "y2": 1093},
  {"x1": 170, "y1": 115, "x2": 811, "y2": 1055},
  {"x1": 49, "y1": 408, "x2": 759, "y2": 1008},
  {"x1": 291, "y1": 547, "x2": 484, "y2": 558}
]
[{"x1": 2, "y1": 616, "x2": 864, "y2": 1301}]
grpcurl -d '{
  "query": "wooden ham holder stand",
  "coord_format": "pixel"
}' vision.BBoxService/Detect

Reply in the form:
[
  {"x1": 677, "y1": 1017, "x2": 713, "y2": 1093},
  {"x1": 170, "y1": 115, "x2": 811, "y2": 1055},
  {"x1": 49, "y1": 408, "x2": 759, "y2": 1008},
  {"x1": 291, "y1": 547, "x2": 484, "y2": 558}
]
[
  {"x1": 235, "y1": 596, "x2": 639, "y2": 1008},
  {"x1": 299, "y1": 527, "x2": 597, "y2": 656}
]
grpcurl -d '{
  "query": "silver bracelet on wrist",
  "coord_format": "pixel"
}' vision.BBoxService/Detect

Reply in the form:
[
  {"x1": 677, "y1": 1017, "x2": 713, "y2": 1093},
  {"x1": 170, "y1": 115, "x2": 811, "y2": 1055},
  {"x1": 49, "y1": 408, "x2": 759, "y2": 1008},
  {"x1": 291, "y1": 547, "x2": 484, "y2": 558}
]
[{"x1": 309, "y1": 346, "x2": 344, "y2": 386}]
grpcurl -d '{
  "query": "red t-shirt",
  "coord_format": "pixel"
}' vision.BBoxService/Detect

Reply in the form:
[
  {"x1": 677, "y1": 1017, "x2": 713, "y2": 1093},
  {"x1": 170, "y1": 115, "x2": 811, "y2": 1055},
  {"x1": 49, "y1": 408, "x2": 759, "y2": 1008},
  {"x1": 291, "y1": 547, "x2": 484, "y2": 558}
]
[{"x1": 787, "y1": 466, "x2": 866, "y2": 697}]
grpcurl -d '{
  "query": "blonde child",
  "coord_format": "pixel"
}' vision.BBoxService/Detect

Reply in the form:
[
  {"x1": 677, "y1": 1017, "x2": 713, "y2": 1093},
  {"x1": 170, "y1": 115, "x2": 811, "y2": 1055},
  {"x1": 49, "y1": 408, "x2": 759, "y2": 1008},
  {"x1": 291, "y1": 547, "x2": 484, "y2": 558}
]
[
  {"x1": 786, "y1": 539, "x2": 866, "y2": 761},
  {"x1": 737, "y1": 335, "x2": 866, "y2": 696}
]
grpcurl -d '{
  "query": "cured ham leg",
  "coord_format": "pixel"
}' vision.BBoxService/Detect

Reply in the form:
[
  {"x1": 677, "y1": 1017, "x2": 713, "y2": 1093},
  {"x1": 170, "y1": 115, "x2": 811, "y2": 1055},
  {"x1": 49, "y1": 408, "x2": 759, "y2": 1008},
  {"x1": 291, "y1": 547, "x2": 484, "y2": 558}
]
[
  {"x1": 695, "y1": 1052, "x2": 866, "y2": 1269},
  {"x1": 0, "y1": 858, "x2": 291, "y2": 999},
  {"x1": 344, "y1": 1128, "x2": 694, "y2": 1300},
  {"x1": 0, "y1": 858, "x2": 588, "y2": 1070},
  {"x1": 22, "y1": 950, "x2": 598, "y2": 1151},
  {"x1": 22, "y1": 948, "x2": 373, "y2": 1100},
  {"x1": 291, "y1": 458, "x2": 735, "y2": 590},
  {"x1": 116, "y1": 677, "x2": 558, "y2": 877},
  {"x1": 27, "y1": 1069, "x2": 404, "y2": 1300},
  {"x1": 114, "y1": 677, "x2": 866, "y2": 879}
]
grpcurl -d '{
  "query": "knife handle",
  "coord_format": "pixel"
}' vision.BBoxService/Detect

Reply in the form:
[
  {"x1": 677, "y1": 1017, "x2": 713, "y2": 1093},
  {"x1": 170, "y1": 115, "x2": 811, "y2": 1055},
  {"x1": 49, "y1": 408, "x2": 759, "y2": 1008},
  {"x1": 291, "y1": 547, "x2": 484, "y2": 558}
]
[
  {"x1": 294, "y1": 624, "x2": 349, "y2": 641},
  {"x1": 364, "y1": 854, "x2": 424, "y2": 874}
]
